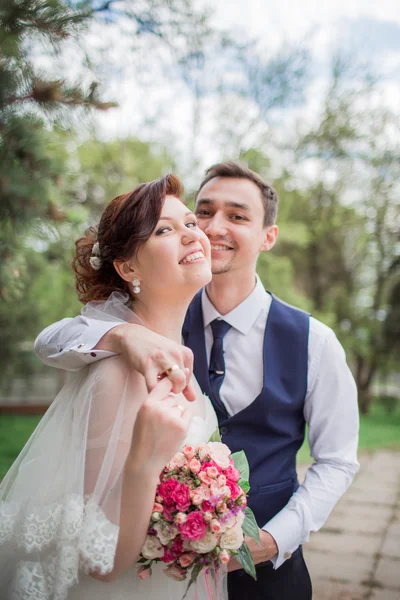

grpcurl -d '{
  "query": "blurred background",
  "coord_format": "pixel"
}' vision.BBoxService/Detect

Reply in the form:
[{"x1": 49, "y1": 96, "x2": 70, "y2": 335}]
[{"x1": 0, "y1": 1, "x2": 399, "y2": 597}]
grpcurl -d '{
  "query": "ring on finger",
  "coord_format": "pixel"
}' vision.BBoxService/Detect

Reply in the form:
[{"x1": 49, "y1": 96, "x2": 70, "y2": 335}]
[
  {"x1": 175, "y1": 404, "x2": 185, "y2": 415},
  {"x1": 159, "y1": 364, "x2": 180, "y2": 378}
]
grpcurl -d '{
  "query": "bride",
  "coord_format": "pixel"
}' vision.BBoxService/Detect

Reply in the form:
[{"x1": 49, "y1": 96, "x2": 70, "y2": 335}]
[{"x1": 0, "y1": 175, "x2": 227, "y2": 600}]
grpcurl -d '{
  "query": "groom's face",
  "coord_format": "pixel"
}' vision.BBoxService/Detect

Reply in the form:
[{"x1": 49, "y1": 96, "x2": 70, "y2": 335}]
[{"x1": 195, "y1": 177, "x2": 277, "y2": 276}]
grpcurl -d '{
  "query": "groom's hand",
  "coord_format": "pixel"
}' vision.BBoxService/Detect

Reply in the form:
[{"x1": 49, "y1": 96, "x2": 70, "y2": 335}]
[
  {"x1": 227, "y1": 530, "x2": 278, "y2": 572},
  {"x1": 95, "y1": 324, "x2": 196, "y2": 401}
]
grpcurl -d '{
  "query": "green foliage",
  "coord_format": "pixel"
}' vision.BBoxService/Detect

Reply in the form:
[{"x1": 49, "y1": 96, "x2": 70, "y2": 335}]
[
  {"x1": 0, "y1": 2, "x2": 181, "y2": 386},
  {"x1": 297, "y1": 398, "x2": 400, "y2": 464},
  {"x1": 2, "y1": 401, "x2": 399, "y2": 480},
  {"x1": 208, "y1": 427, "x2": 222, "y2": 443},
  {"x1": 237, "y1": 542, "x2": 257, "y2": 580},
  {"x1": 0, "y1": 0, "x2": 115, "y2": 370},
  {"x1": 74, "y1": 137, "x2": 176, "y2": 219},
  {"x1": 0, "y1": 415, "x2": 41, "y2": 480},
  {"x1": 242, "y1": 507, "x2": 260, "y2": 546},
  {"x1": 231, "y1": 450, "x2": 250, "y2": 482},
  {"x1": 377, "y1": 395, "x2": 399, "y2": 415},
  {"x1": 1, "y1": 3, "x2": 398, "y2": 418}
]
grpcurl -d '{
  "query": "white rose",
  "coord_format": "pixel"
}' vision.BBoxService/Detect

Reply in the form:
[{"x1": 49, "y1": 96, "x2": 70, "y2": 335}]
[
  {"x1": 199, "y1": 447, "x2": 210, "y2": 461},
  {"x1": 222, "y1": 485, "x2": 231, "y2": 498},
  {"x1": 207, "y1": 442, "x2": 231, "y2": 469},
  {"x1": 221, "y1": 509, "x2": 245, "y2": 534},
  {"x1": 141, "y1": 535, "x2": 164, "y2": 559},
  {"x1": 220, "y1": 513, "x2": 236, "y2": 533},
  {"x1": 220, "y1": 523, "x2": 244, "y2": 550},
  {"x1": 235, "y1": 511, "x2": 245, "y2": 527},
  {"x1": 183, "y1": 540, "x2": 193, "y2": 551},
  {"x1": 154, "y1": 522, "x2": 178, "y2": 545},
  {"x1": 190, "y1": 532, "x2": 219, "y2": 554}
]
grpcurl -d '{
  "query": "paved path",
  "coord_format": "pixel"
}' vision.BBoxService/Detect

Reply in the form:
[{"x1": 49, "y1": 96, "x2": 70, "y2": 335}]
[{"x1": 298, "y1": 450, "x2": 400, "y2": 600}]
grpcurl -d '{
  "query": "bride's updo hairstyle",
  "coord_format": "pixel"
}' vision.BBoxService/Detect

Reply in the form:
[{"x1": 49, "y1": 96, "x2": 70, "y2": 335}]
[{"x1": 73, "y1": 174, "x2": 183, "y2": 304}]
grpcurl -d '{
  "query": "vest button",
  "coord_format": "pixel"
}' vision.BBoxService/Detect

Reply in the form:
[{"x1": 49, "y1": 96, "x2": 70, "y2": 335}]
[{"x1": 220, "y1": 426, "x2": 228, "y2": 435}]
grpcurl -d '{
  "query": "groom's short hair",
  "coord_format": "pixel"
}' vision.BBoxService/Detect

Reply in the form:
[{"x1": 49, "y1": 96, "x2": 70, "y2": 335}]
[{"x1": 196, "y1": 161, "x2": 278, "y2": 226}]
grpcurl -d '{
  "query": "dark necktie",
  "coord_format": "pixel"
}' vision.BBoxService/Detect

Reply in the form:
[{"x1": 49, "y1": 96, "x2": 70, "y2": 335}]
[{"x1": 209, "y1": 319, "x2": 231, "y2": 416}]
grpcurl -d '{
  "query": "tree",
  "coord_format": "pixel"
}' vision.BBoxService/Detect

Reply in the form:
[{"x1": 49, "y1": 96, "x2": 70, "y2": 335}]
[
  {"x1": 0, "y1": 0, "x2": 215, "y2": 386},
  {"x1": 289, "y1": 58, "x2": 400, "y2": 412}
]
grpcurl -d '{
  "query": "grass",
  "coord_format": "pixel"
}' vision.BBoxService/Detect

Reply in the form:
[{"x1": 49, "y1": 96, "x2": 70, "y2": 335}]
[
  {"x1": 0, "y1": 400, "x2": 399, "y2": 479},
  {"x1": 0, "y1": 415, "x2": 41, "y2": 481},
  {"x1": 297, "y1": 400, "x2": 400, "y2": 464}
]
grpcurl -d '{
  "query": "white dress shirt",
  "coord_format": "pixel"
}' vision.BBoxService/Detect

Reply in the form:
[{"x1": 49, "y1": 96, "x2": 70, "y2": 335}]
[{"x1": 34, "y1": 277, "x2": 360, "y2": 569}]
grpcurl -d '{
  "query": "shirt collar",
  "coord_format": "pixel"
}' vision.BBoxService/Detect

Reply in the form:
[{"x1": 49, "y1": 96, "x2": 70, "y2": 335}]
[{"x1": 201, "y1": 274, "x2": 271, "y2": 335}]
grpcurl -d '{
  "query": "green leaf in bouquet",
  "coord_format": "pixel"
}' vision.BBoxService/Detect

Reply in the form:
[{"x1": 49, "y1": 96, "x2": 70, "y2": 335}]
[
  {"x1": 240, "y1": 480, "x2": 250, "y2": 494},
  {"x1": 237, "y1": 542, "x2": 257, "y2": 580},
  {"x1": 242, "y1": 507, "x2": 261, "y2": 546},
  {"x1": 231, "y1": 450, "x2": 250, "y2": 481},
  {"x1": 208, "y1": 427, "x2": 222, "y2": 443},
  {"x1": 182, "y1": 561, "x2": 204, "y2": 600}
]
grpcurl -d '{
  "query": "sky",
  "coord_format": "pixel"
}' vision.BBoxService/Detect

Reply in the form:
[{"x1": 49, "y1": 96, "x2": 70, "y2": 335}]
[
  {"x1": 212, "y1": 0, "x2": 400, "y2": 42},
  {"x1": 89, "y1": 0, "x2": 400, "y2": 180}
]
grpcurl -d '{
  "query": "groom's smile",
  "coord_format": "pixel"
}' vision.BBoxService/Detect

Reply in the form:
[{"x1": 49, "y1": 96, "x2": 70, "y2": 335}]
[{"x1": 195, "y1": 177, "x2": 277, "y2": 276}]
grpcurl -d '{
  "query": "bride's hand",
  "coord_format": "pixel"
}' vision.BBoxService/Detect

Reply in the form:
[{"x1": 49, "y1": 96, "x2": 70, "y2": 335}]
[
  {"x1": 129, "y1": 377, "x2": 192, "y2": 474},
  {"x1": 95, "y1": 323, "x2": 197, "y2": 402}
]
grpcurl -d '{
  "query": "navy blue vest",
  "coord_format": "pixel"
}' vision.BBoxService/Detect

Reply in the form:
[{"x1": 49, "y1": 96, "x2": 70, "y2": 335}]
[{"x1": 182, "y1": 290, "x2": 310, "y2": 527}]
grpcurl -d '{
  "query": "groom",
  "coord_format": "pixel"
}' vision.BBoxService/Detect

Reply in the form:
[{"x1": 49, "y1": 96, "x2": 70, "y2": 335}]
[{"x1": 35, "y1": 162, "x2": 359, "y2": 599}]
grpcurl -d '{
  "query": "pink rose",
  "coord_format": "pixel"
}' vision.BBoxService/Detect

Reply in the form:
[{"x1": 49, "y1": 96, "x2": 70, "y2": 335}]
[
  {"x1": 167, "y1": 452, "x2": 187, "y2": 469},
  {"x1": 198, "y1": 472, "x2": 212, "y2": 486},
  {"x1": 217, "y1": 474, "x2": 227, "y2": 486},
  {"x1": 175, "y1": 512, "x2": 187, "y2": 525},
  {"x1": 161, "y1": 547, "x2": 176, "y2": 563},
  {"x1": 191, "y1": 494, "x2": 203, "y2": 506},
  {"x1": 226, "y1": 480, "x2": 241, "y2": 500},
  {"x1": 163, "y1": 564, "x2": 187, "y2": 581},
  {"x1": 179, "y1": 552, "x2": 196, "y2": 568},
  {"x1": 158, "y1": 478, "x2": 179, "y2": 500},
  {"x1": 202, "y1": 500, "x2": 213, "y2": 513},
  {"x1": 137, "y1": 565, "x2": 152, "y2": 580},
  {"x1": 189, "y1": 459, "x2": 201, "y2": 474},
  {"x1": 198, "y1": 484, "x2": 211, "y2": 501},
  {"x1": 183, "y1": 445, "x2": 196, "y2": 460},
  {"x1": 153, "y1": 502, "x2": 163, "y2": 513},
  {"x1": 171, "y1": 537, "x2": 184, "y2": 554},
  {"x1": 225, "y1": 465, "x2": 241, "y2": 482},
  {"x1": 237, "y1": 494, "x2": 247, "y2": 507},
  {"x1": 210, "y1": 519, "x2": 221, "y2": 533},
  {"x1": 163, "y1": 497, "x2": 176, "y2": 521},
  {"x1": 201, "y1": 461, "x2": 222, "y2": 473},
  {"x1": 171, "y1": 483, "x2": 191, "y2": 512},
  {"x1": 203, "y1": 511, "x2": 213, "y2": 522},
  {"x1": 206, "y1": 466, "x2": 219, "y2": 479},
  {"x1": 179, "y1": 511, "x2": 207, "y2": 541},
  {"x1": 219, "y1": 549, "x2": 230, "y2": 564},
  {"x1": 216, "y1": 501, "x2": 227, "y2": 513}
]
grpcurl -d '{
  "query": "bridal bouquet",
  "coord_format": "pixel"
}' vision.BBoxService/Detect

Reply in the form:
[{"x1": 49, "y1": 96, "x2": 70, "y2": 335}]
[{"x1": 136, "y1": 433, "x2": 259, "y2": 597}]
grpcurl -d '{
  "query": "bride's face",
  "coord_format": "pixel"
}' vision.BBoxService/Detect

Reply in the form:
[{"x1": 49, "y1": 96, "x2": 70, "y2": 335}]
[{"x1": 130, "y1": 195, "x2": 211, "y2": 298}]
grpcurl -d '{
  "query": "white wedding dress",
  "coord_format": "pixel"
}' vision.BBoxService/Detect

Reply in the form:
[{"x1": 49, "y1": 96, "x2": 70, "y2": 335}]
[{"x1": 0, "y1": 294, "x2": 227, "y2": 600}]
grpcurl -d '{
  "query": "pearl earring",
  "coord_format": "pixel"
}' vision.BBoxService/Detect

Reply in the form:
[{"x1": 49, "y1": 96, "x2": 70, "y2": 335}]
[{"x1": 132, "y1": 277, "x2": 141, "y2": 294}]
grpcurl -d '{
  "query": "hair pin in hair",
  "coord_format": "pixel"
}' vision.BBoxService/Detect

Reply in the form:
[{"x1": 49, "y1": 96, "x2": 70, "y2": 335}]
[{"x1": 90, "y1": 242, "x2": 102, "y2": 270}]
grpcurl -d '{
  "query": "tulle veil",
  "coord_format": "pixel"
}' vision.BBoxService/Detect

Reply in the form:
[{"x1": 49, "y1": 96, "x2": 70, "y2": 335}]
[{"x1": 0, "y1": 293, "x2": 226, "y2": 600}]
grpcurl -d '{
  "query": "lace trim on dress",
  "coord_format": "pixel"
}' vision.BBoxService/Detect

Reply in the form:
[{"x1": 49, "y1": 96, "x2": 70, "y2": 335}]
[{"x1": 0, "y1": 495, "x2": 118, "y2": 600}]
